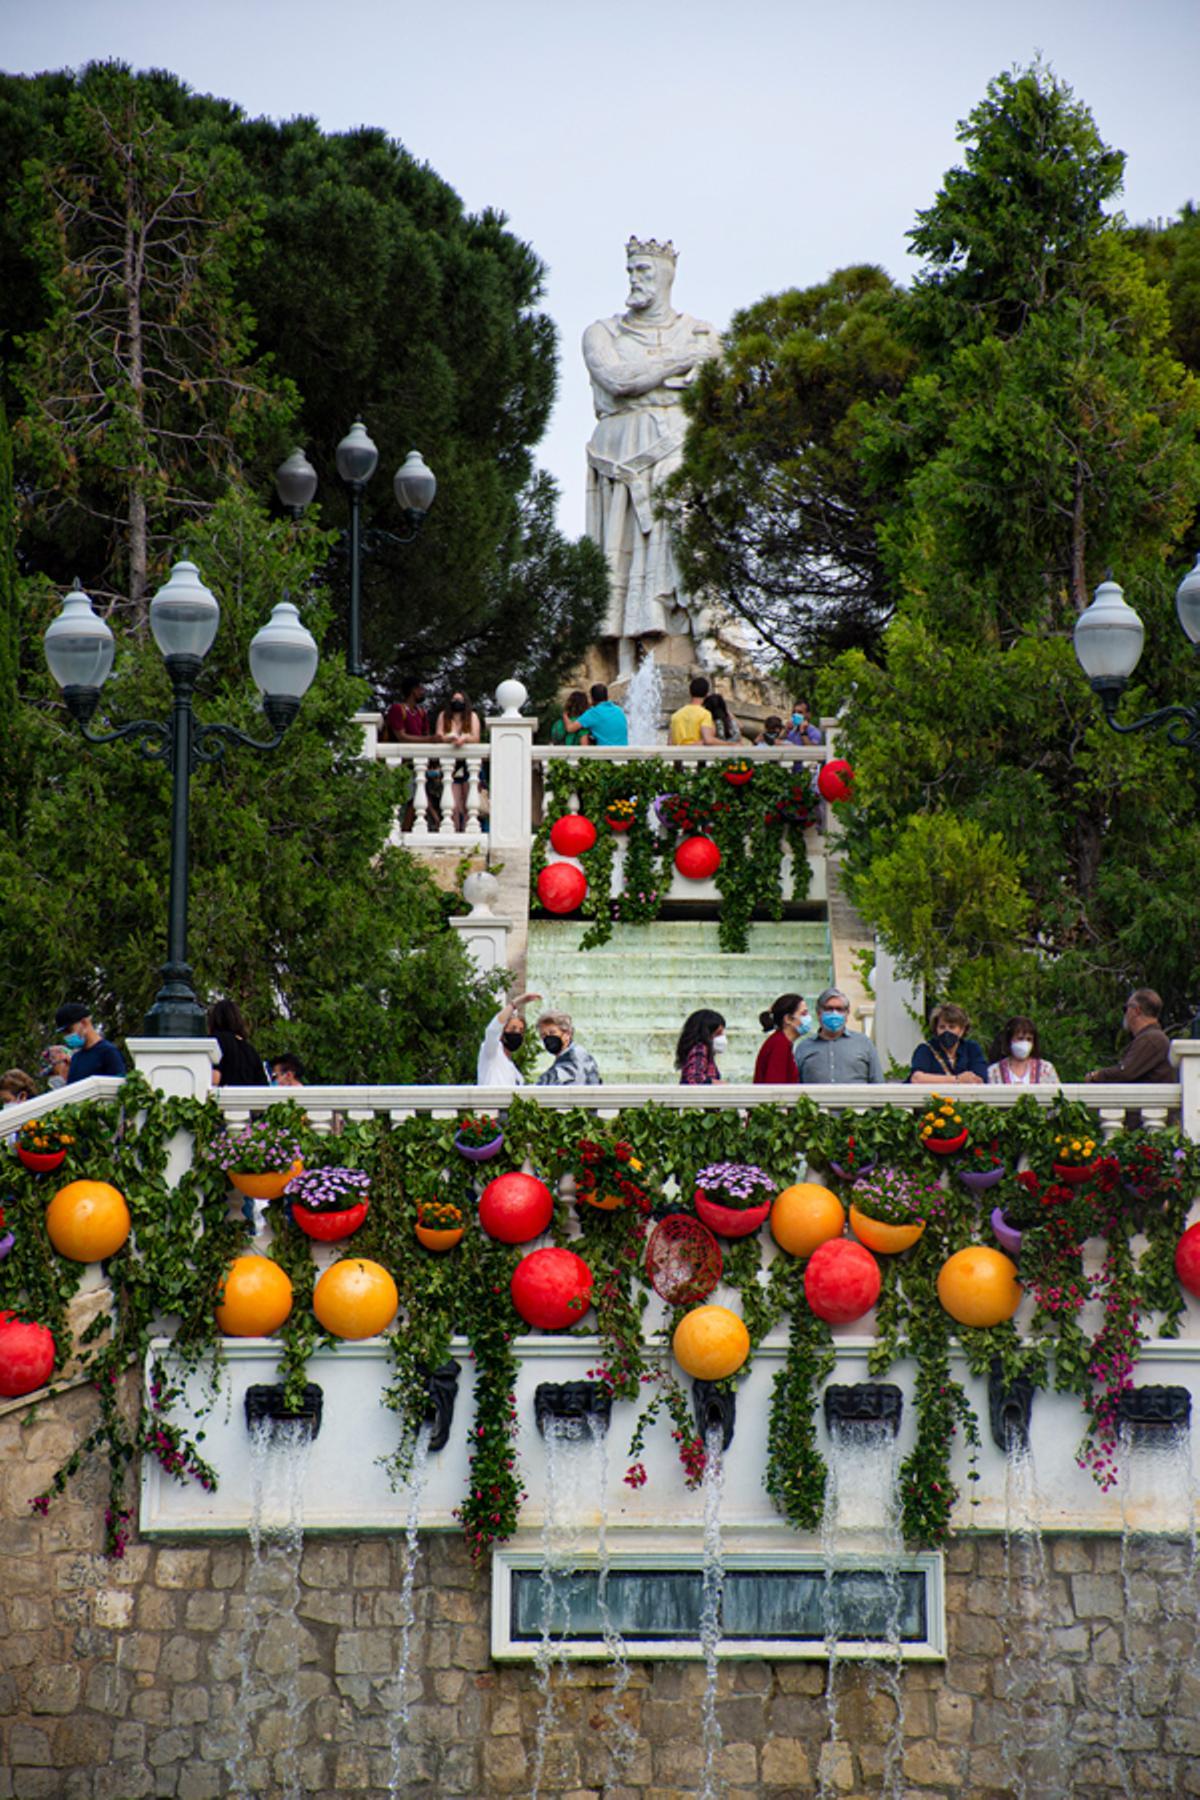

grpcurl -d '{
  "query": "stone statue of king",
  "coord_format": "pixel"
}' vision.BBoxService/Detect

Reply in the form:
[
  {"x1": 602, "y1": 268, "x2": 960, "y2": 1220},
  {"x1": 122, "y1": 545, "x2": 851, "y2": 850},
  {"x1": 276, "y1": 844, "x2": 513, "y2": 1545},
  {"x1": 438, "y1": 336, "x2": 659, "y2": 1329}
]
[{"x1": 583, "y1": 238, "x2": 720, "y2": 678}]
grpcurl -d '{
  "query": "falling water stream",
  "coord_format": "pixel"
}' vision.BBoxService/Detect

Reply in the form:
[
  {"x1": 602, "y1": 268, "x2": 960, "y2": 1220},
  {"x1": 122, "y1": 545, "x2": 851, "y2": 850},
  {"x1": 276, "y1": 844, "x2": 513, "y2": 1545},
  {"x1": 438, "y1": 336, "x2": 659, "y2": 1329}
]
[
  {"x1": 229, "y1": 1419, "x2": 313, "y2": 1800},
  {"x1": 387, "y1": 1421, "x2": 433, "y2": 1799},
  {"x1": 698, "y1": 1424, "x2": 727, "y2": 1800},
  {"x1": 625, "y1": 651, "x2": 663, "y2": 746},
  {"x1": 594, "y1": 1422, "x2": 637, "y2": 1782},
  {"x1": 999, "y1": 1438, "x2": 1058, "y2": 1800},
  {"x1": 529, "y1": 1415, "x2": 590, "y2": 1800}
]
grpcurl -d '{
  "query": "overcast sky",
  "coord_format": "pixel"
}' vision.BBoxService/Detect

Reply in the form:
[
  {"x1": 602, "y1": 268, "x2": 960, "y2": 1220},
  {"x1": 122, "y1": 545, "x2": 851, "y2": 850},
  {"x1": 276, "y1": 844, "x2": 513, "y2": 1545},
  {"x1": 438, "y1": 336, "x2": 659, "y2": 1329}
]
[{"x1": 5, "y1": 0, "x2": 1197, "y2": 536}]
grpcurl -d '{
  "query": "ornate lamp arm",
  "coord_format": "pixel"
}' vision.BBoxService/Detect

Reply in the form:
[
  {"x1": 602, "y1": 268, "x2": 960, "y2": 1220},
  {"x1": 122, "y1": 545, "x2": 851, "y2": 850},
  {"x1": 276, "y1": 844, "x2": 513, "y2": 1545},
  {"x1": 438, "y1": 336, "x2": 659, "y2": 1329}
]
[
  {"x1": 1097, "y1": 689, "x2": 1200, "y2": 754},
  {"x1": 191, "y1": 719, "x2": 288, "y2": 767},
  {"x1": 72, "y1": 716, "x2": 171, "y2": 762}
]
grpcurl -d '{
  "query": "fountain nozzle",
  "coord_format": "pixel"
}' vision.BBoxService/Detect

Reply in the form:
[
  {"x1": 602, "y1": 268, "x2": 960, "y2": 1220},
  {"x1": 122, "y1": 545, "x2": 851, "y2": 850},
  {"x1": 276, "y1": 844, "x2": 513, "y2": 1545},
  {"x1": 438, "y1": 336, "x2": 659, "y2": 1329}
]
[
  {"x1": 421, "y1": 1361, "x2": 462, "y2": 1452},
  {"x1": 534, "y1": 1380, "x2": 612, "y2": 1439},
  {"x1": 692, "y1": 1380, "x2": 735, "y2": 1451},
  {"x1": 988, "y1": 1362, "x2": 1036, "y2": 1453},
  {"x1": 824, "y1": 1383, "x2": 902, "y2": 1440},
  {"x1": 244, "y1": 1383, "x2": 323, "y2": 1442}
]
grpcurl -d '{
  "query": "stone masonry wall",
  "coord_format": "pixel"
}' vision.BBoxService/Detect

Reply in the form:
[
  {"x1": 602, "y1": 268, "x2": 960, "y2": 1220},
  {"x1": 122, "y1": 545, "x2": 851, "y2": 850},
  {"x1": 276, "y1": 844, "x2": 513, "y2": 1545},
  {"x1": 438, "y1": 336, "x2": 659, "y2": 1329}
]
[{"x1": 2, "y1": 1383, "x2": 1199, "y2": 1799}]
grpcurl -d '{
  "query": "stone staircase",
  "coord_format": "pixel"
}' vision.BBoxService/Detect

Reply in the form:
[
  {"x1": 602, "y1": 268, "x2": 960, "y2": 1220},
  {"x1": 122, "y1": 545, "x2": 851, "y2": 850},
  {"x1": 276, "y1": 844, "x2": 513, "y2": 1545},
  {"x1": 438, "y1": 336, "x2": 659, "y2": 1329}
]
[{"x1": 525, "y1": 918, "x2": 833, "y2": 1086}]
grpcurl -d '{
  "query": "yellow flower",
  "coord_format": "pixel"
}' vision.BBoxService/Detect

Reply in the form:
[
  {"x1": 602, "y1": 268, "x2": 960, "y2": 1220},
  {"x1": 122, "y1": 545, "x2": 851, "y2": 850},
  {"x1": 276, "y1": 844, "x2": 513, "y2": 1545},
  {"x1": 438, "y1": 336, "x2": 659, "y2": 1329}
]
[{"x1": 629, "y1": 1157, "x2": 643, "y2": 1172}]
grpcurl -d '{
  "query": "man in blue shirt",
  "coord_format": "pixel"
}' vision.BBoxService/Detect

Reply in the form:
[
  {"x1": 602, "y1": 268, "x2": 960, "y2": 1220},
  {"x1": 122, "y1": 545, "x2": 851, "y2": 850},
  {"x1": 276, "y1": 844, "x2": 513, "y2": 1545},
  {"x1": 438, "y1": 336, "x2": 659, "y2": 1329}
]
[
  {"x1": 54, "y1": 1002, "x2": 126, "y2": 1083},
  {"x1": 575, "y1": 683, "x2": 628, "y2": 747}
]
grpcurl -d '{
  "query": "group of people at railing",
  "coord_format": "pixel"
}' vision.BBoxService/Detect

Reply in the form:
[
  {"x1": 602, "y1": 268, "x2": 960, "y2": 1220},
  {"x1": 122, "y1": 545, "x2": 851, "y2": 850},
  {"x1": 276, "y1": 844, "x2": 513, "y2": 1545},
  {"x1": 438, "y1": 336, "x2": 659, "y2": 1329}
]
[
  {"x1": 469, "y1": 985, "x2": 1182, "y2": 1092},
  {"x1": 381, "y1": 675, "x2": 488, "y2": 832}
]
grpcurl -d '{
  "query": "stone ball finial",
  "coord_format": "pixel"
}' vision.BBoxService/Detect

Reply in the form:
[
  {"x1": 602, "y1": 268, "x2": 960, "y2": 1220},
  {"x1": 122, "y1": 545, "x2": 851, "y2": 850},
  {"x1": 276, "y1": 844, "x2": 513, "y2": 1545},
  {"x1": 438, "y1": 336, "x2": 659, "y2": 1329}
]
[
  {"x1": 494, "y1": 679, "x2": 528, "y2": 718},
  {"x1": 462, "y1": 871, "x2": 500, "y2": 916}
]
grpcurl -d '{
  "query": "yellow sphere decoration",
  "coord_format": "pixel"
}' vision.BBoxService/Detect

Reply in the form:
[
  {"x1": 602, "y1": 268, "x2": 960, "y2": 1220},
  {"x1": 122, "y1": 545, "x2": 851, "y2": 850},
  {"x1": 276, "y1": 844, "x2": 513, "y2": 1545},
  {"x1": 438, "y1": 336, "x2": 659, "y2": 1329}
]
[
  {"x1": 46, "y1": 1180, "x2": 131, "y2": 1263},
  {"x1": 770, "y1": 1183, "x2": 845, "y2": 1258},
  {"x1": 672, "y1": 1305, "x2": 750, "y2": 1381},
  {"x1": 313, "y1": 1258, "x2": 399, "y2": 1340},
  {"x1": 215, "y1": 1256, "x2": 294, "y2": 1337},
  {"x1": 936, "y1": 1245, "x2": 1021, "y2": 1327}
]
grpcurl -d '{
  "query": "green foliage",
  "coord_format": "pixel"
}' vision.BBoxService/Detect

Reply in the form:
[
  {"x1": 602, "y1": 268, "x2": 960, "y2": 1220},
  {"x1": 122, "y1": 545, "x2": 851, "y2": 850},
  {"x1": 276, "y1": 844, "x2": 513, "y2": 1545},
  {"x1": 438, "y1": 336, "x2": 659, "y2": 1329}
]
[
  {"x1": 534, "y1": 757, "x2": 813, "y2": 952},
  {"x1": 0, "y1": 394, "x2": 19, "y2": 836},
  {"x1": 0, "y1": 490, "x2": 497, "y2": 1082},
  {"x1": 6, "y1": 1087, "x2": 1194, "y2": 1560},
  {"x1": 666, "y1": 266, "x2": 915, "y2": 666}
]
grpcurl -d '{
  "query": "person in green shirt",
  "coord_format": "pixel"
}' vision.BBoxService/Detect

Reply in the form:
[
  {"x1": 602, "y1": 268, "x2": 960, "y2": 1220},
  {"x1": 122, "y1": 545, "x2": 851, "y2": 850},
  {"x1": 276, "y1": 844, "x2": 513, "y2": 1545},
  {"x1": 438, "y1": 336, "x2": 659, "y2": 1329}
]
[{"x1": 550, "y1": 689, "x2": 591, "y2": 746}]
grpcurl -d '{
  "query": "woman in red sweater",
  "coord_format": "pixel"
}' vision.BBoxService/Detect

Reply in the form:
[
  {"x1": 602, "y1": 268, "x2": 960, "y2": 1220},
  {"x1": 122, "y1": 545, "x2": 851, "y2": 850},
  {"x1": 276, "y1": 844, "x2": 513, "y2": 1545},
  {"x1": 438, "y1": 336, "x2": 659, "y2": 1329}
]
[{"x1": 753, "y1": 993, "x2": 810, "y2": 1084}]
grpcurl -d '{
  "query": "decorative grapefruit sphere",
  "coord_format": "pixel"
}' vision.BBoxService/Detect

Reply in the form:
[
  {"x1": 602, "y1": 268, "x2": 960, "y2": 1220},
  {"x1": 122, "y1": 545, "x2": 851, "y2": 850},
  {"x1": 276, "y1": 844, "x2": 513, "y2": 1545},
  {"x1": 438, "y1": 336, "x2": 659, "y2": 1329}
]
[
  {"x1": 46, "y1": 1180, "x2": 131, "y2": 1263},
  {"x1": 804, "y1": 1238, "x2": 881, "y2": 1323},
  {"x1": 479, "y1": 1171, "x2": 554, "y2": 1244},
  {"x1": 770, "y1": 1184, "x2": 845, "y2": 1258},
  {"x1": 0, "y1": 1313, "x2": 56, "y2": 1397},
  {"x1": 936, "y1": 1246, "x2": 1021, "y2": 1327},
  {"x1": 549, "y1": 814, "x2": 597, "y2": 856},
  {"x1": 536, "y1": 862, "x2": 588, "y2": 914},
  {"x1": 673, "y1": 1304, "x2": 750, "y2": 1381},
  {"x1": 312, "y1": 1258, "x2": 398, "y2": 1340},
  {"x1": 817, "y1": 759, "x2": 854, "y2": 803},
  {"x1": 215, "y1": 1256, "x2": 294, "y2": 1337},
  {"x1": 674, "y1": 835, "x2": 721, "y2": 880},
  {"x1": 511, "y1": 1247, "x2": 594, "y2": 1330},
  {"x1": 1174, "y1": 1222, "x2": 1200, "y2": 1297}
]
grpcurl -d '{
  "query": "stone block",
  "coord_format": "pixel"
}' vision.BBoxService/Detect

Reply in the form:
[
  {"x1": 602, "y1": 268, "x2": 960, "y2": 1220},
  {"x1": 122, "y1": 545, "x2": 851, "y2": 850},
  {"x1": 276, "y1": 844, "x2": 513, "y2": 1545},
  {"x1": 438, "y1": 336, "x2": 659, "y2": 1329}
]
[
  {"x1": 9, "y1": 1594, "x2": 51, "y2": 1631},
  {"x1": 774, "y1": 1664, "x2": 826, "y2": 1696},
  {"x1": 351, "y1": 1541, "x2": 392, "y2": 1587},
  {"x1": 482, "y1": 1733, "x2": 529, "y2": 1792},
  {"x1": 300, "y1": 1542, "x2": 350, "y2": 1588},
  {"x1": 158, "y1": 1636, "x2": 199, "y2": 1683},
  {"x1": 130, "y1": 1692, "x2": 171, "y2": 1726},
  {"x1": 433, "y1": 1669, "x2": 466, "y2": 1703},
  {"x1": 903, "y1": 1738, "x2": 967, "y2": 1785},
  {"x1": 8, "y1": 1726, "x2": 52, "y2": 1767},
  {"x1": 27, "y1": 1663, "x2": 81, "y2": 1714},
  {"x1": 718, "y1": 1741, "x2": 758, "y2": 1784},
  {"x1": 815, "y1": 1740, "x2": 854, "y2": 1792},
  {"x1": 654, "y1": 1736, "x2": 703, "y2": 1782},
  {"x1": 766, "y1": 1695, "x2": 825, "y2": 1736},
  {"x1": 297, "y1": 1589, "x2": 353, "y2": 1628},
  {"x1": 1, "y1": 1636, "x2": 38, "y2": 1670},
  {"x1": 183, "y1": 1590, "x2": 225, "y2": 1632},
  {"x1": 334, "y1": 1630, "x2": 394, "y2": 1677},
  {"x1": 933, "y1": 1689, "x2": 973, "y2": 1742},
  {"x1": 450, "y1": 1625, "x2": 489, "y2": 1669},
  {"x1": 12, "y1": 1774, "x2": 61, "y2": 1799},
  {"x1": 53, "y1": 1718, "x2": 113, "y2": 1766},
  {"x1": 761, "y1": 1736, "x2": 814, "y2": 1787},
  {"x1": 118, "y1": 1632, "x2": 161, "y2": 1674},
  {"x1": 94, "y1": 1588, "x2": 134, "y2": 1630},
  {"x1": 170, "y1": 1685, "x2": 210, "y2": 1727},
  {"x1": 83, "y1": 1662, "x2": 131, "y2": 1716},
  {"x1": 112, "y1": 1722, "x2": 146, "y2": 1760},
  {"x1": 208, "y1": 1546, "x2": 243, "y2": 1588},
  {"x1": 438, "y1": 1740, "x2": 483, "y2": 1794},
  {"x1": 153, "y1": 1549, "x2": 209, "y2": 1589},
  {"x1": 175, "y1": 1769, "x2": 223, "y2": 1800},
  {"x1": 254, "y1": 1615, "x2": 318, "y2": 1678},
  {"x1": 136, "y1": 1589, "x2": 178, "y2": 1630},
  {"x1": 952, "y1": 1612, "x2": 1004, "y2": 1657},
  {"x1": 148, "y1": 1726, "x2": 193, "y2": 1767}
]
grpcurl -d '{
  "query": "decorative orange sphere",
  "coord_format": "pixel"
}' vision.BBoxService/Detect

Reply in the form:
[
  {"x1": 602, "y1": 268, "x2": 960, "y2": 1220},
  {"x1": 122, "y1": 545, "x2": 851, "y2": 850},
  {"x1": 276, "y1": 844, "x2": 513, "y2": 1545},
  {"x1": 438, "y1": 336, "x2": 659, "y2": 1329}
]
[
  {"x1": 936, "y1": 1246, "x2": 1021, "y2": 1327},
  {"x1": 536, "y1": 862, "x2": 588, "y2": 914},
  {"x1": 770, "y1": 1184, "x2": 845, "y2": 1258},
  {"x1": 312, "y1": 1258, "x2": 398, "y2": 1340},
  {"x1": 215, "y1": 1255, "x2": 294, "y2": 1336},
  {"x1": 672, "y1": 1304, "x2": 750, "y2": 1380},
  {"x1": 45, "y1": 1180, "x2": 131, "y2": 1263}
]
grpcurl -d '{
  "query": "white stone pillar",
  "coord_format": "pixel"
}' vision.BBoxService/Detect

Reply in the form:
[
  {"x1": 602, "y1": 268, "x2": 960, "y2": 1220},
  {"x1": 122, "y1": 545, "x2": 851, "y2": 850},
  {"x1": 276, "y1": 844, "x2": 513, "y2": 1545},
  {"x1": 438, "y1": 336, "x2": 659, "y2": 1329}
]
[
  {"x1": 449, "y1": 871, "x2": 513, "y2": 978},
  {"x1": 1171, "y1": 1039, "x2": 1200, "y2": 1142},
  {"x1": 486, "y1": 679, "x2": 535, "y2": 849},
  {"x1": 353, "y1": 710, "x2": 383, "y2": 760},
  {"x1": 126, "y1": 1038, "x2": 221, "y2": 1188}
]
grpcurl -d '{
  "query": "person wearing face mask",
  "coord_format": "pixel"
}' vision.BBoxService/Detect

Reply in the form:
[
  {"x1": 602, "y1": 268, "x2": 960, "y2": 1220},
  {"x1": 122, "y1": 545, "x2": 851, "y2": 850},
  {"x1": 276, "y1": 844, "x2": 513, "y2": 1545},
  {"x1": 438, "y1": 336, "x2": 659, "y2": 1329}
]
[
  {"x1": 909, "y1": 1003, "x2": 988, "y2": 1086},
  {"x1": 477, "y1": 991, "x2": 541, "y2": 1088},
  {"x1": 784, "y1": 700, "x2": 823, "y2": 747},
  {"x1": 793, "y1": 987, "x2": 882, "y2": 1083},
  {"x1": 54, "y1": 1002, "x2": 126, "y2": 1083},
  {"x1": 988, "y1": 1017, "x2": 1059, "y2": 1086},
  {"x1": 754, "y1": 993, "x2": 809, "y2": 1084},
  {"x1": 434, "y1": 687, "x2": 483, "y2": 831},
  {"x1": 676, "y1": 1010, "x2": 726, "y2": 1085},
  {"x1": 534, "y1": 1011, "x2": 602, "y2": 1086},
  {"x1": 41, "y1": 1045, "x2": 71, "y2": 1090}
]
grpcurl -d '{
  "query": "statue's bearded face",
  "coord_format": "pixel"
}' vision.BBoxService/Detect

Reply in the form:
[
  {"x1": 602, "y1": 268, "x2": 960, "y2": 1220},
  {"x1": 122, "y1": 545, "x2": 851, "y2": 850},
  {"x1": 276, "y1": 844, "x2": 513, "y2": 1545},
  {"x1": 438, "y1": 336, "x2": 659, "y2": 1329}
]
[{"x1": 626, "y1": 256, "x2": 673, "y2": 312}]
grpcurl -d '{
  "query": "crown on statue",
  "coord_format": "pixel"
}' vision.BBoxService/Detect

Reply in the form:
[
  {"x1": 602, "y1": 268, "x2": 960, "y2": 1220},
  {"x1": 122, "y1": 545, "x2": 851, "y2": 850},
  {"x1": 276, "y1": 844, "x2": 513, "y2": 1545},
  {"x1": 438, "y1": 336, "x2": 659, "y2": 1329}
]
[{"x1": 626, "y1": 236, "x2": 677, "y2": 266}]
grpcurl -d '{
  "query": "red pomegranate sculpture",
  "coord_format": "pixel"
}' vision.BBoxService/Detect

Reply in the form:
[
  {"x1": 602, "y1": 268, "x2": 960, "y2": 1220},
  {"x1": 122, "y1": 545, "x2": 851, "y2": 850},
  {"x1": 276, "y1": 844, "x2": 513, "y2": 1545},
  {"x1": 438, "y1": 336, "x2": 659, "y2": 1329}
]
[
  {"x1": 804, "y1": 1238, "x2": 880, "y2": 1324},
  {"x1": 536, "y1": 863, "x2": 588, "y2": 914},
  {"x1": 0, "y1": 1312, "x2": 56, "y2": 1398},
  {"x1": 674, "y1": 835, "x2": 721, "y2": 880},
  {"x1": 511, "y1": 1247, "x2": 594, "y2": 1329},
  {"x1": 479, "y1": 1172, "x2": 555, "y2": 1244},
  {"x1": 817, "y1": 760, "x2": 854, "y2": 803},
  {"x1": 549, "y1": 814, "x2": 597, "y2": 856}
]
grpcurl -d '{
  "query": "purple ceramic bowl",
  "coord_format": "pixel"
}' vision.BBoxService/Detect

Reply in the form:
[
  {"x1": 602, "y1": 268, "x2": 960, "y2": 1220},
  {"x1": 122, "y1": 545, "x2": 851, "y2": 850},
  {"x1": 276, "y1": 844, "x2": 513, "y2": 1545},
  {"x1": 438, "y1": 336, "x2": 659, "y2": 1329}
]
[
  {"x1": 454, "y1": 1134, "x2": 505, "y2": 1164},
  {"x1": 830, "y1": 1159, "x2": 875, "y2": 1182},
  {"x1": 959, "y1": 1165, "x2": 1005, "y2": 1192},
  {"x1": 990, "y1": 1206, "x2": 1023, "y2": 1256}
]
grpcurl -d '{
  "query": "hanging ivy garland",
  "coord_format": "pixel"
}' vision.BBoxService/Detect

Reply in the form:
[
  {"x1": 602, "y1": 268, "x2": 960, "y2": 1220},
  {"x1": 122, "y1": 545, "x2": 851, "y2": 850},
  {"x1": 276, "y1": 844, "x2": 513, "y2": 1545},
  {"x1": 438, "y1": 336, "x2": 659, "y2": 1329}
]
[
  {"x1": 533, "y1": 756, "x2": 815, "y2": 951},
  {"x1": 2, "y1": 1085, "x2": 1197, "y2": 1561}
]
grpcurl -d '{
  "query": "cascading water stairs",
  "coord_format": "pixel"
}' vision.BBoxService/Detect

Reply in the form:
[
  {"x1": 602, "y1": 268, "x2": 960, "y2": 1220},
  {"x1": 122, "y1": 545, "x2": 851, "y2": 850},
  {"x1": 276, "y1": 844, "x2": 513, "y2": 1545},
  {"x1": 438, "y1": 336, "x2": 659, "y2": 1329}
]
[{"x1": 525, "y1": 918, "x2": 833, "y2": 1085}]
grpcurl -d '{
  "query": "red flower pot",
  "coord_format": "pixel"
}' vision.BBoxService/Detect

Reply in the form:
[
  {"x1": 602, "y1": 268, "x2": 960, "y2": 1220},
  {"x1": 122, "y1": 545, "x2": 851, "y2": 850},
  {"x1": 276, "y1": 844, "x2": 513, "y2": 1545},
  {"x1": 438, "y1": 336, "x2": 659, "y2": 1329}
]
[
  {"x1": 292, "y1": 1200, "x2": 369, "y2": 1241},
  {"x1": 1053, "y1": 1162, "x2": 1097, "y2": 1186},
  {"x1": 605, "y1": 813, "x2": 634, "y2": 832},
  {"x1": 17, "y1": 1148, "x2": 67, "y2": 1174},
  {"x1": 923, "y1": 1129, "x2": 969, "y2": 1156},
  {"x1": 694, "y1": 1189, "x2": 772, "y2": 1239},
  {"x1": 722, "y1": 768, "x2": 753, "y2": 787}
]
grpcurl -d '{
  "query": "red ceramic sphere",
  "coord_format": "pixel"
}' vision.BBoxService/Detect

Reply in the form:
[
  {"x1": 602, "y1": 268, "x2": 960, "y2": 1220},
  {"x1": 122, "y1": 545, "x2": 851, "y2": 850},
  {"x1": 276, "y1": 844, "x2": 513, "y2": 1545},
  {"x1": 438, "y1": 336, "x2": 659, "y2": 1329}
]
[
  {"x1": 549, "y1": 814, "x2": 597, "y2": 856},
  {"x1": 817, "y1": 759, "x2": 854, "y2": 803},
  {"x1": 536, "y1": 862, "x2": 588, "y2": 914},
  {"x1": 674, "y1": 835, "x2": 721, "y2": 880},
  {"x1": 479, "y1": 1171, "x2": 555, "y2": 1244},
  {"x1": 0, "y1": 1313, "x2": 56, "y2": 1398},
  {"x1": 804, "y1": 1237, "x2": 881, "y2": 1324},
  {"x1": 1175, "y1": 1222, "x2": 1200, "y2": 1298},
  {"x1": 511, "y1": 1246, "x2": 594, "y2": 1330}
]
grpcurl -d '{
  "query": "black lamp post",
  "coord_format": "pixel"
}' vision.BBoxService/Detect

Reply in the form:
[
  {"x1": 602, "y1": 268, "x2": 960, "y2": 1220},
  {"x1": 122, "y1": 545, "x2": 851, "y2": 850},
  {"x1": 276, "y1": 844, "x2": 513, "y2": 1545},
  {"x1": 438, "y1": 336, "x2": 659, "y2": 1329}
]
[
  {"x1": 43, "y1": 561, "x2": 319, "y2": 1038},
  {"x1": 1074, "y1": 556, "x2": 1200, "y2": 752},
  {"x1": 274, "y1": 424, "x2": 436, "y2": 678}
]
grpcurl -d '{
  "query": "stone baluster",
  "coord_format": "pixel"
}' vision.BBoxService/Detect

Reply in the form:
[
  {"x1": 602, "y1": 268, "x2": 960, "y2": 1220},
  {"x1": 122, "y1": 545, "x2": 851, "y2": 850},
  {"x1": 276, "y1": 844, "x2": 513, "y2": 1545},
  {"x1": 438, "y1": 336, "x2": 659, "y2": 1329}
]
[
  {"x1": 1171, "y1": 1040, "x2": 1200, "y2": 1145},
  {"x1": 409, "y1": 756, "x2": 430, "y2": 838},
  {"x1": 306, "y1": 1109, "x2": 335, "y2": 1135},
  {"x1": 437, "y1": 754, "x2": 457, "y2": 835},
  {"x1": 464, "y1": 754, "x2": 484, "y2": 833},
  {"x1": 1097, "y1": 1106, "x2": 1127, "y2": 1142},
  {"x1": 1141, "y1": 1105, "x2": 1170, "y2": 1135}
]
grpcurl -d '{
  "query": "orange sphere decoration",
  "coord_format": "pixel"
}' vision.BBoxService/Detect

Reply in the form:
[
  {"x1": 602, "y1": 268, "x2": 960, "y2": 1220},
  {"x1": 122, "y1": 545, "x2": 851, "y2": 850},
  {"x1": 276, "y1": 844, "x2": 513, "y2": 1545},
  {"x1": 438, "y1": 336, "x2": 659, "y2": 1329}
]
[
  {"x1": 549, "y1": 814, "x2": 597, "y2": 856},
  {"x1": 479, "y1": 1172, "x2": 555, "y2": 1244},
  {"x1": 770, "y1": 1183, "x2": 845, "y2": 1258},
  {"x1": 0, "y1": 1313, "x2": 56, "y2": 1397},
  {"x1": 673, "y1": 1304, "x2": 750, "y2": 1381},
  {"x1": 1174, "y1": 1222, "x2": 1200, "y2": 1297},
  {"x1": 936, "y1": 1246, "x2": 1021, "y2": 1327},
  {"x1": 312, "y1": 1259, "x2": 398, "y2": 1340},
  {"x1": 536, "y1": 862, "x2": 588, "y2": 914},
  {"x1": 674, "y1": 835, "x2": 721, "y2": 880},
  {"x1": 215, "y1": 1256, "x2": 294, "y2": 1337},
  {"x1": 804, "y1": 1238, "x2": 881, "y2": 1323},
  {"x1": 46, "y1": 1180, "x2": 131, "y2": 1263},
  {"x1": 817, "y1": 759, "x2": 854, "y2": 803},
  {"x1": 511, "y1": 1247, "x2": 594, "y2": 1330}
]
